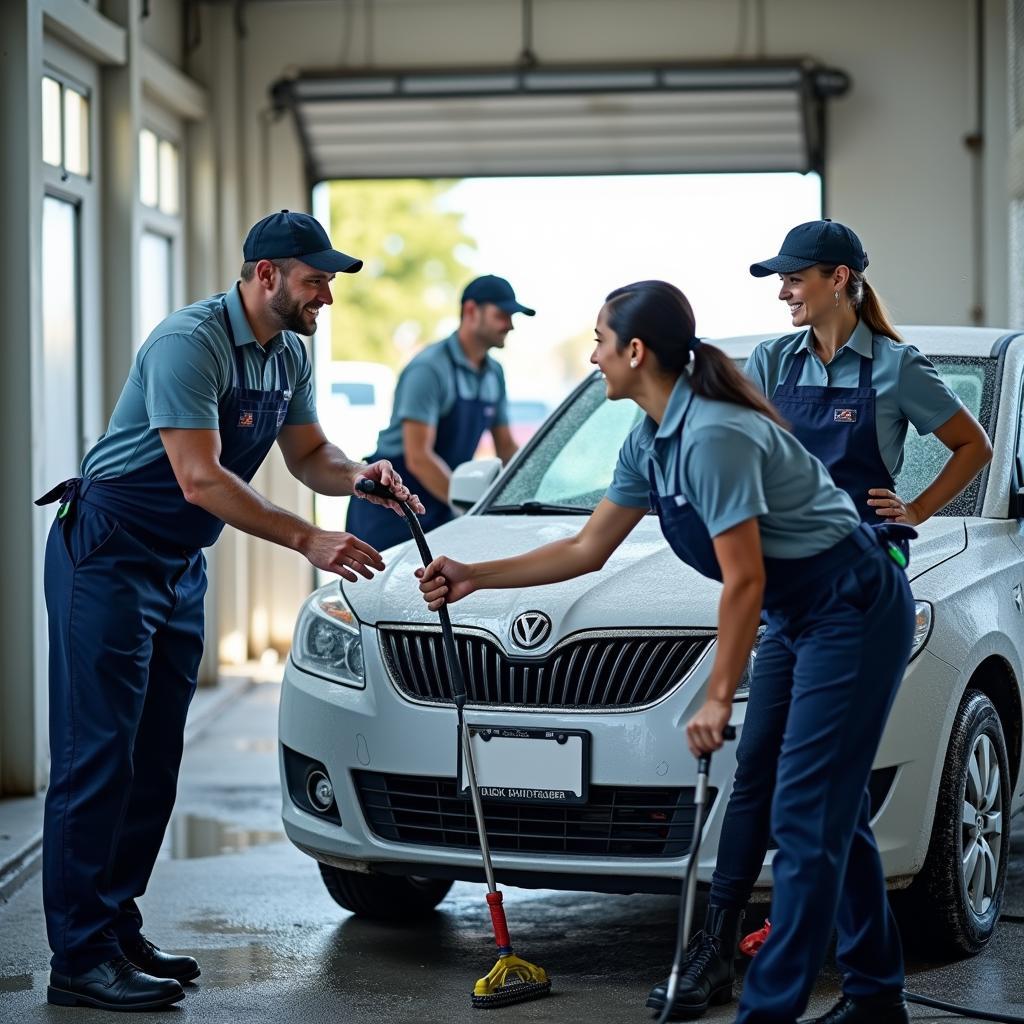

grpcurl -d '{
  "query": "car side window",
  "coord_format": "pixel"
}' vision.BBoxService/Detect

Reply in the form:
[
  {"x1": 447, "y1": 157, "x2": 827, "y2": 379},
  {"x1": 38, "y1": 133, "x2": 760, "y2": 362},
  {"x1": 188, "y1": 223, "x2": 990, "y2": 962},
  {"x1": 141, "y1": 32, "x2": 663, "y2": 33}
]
[{"x1": 895, "y1": 358, "x2": 993, "y2": 517}]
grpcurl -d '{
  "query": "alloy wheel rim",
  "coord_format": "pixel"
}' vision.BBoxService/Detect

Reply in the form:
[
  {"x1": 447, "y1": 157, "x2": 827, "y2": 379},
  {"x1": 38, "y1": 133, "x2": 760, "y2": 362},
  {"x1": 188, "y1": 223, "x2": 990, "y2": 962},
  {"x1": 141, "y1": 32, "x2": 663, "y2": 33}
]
[{"x1": 961, "y1": 732, "x2": 1003, "y2": 917}]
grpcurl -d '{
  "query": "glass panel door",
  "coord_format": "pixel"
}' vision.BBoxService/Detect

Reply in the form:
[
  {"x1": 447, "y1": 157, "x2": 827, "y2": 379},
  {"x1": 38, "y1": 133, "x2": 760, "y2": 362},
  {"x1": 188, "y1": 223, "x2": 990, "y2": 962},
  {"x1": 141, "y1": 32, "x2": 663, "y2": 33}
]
[{"x1": 41, "y1": 195, "x2": 82, "y2": 480}]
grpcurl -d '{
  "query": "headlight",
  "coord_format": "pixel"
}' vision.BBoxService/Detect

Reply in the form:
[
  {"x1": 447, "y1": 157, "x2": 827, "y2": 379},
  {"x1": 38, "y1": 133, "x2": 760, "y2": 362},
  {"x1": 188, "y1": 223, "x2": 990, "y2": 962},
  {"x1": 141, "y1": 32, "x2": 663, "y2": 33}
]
[
  {"x1": 910, "y1": 601, "x2": 932, "y2": 661},
  {"x1": 291, "y1": 586, "x2": 365, "y2": 687},
  {"x1": 733, "y1": 626, "x2": 766, "y2": 702}
]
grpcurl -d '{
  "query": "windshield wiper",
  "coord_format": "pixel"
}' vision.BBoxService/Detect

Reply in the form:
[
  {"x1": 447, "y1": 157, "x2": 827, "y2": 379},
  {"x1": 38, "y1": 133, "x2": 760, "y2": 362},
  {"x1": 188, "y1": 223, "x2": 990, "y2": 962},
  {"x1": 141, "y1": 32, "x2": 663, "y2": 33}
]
[{"x1": 487, "y1": 501, "x2": 592, "y2": 515}]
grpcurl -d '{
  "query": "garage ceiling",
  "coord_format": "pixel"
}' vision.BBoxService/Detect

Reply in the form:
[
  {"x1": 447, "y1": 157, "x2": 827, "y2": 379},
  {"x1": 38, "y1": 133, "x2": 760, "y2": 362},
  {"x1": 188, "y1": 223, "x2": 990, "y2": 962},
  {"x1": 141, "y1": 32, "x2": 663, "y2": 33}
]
[{"x1": 272, "y1": 61, "x2": 849, "y2": 182}]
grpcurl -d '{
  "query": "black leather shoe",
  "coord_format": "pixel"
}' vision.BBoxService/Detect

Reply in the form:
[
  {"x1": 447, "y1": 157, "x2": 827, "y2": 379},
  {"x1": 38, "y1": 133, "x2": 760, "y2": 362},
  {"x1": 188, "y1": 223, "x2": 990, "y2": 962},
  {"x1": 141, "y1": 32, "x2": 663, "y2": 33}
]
[
  {"x1": 123, "y1": 933, "x2": 201, "y2": 982},
  {"x1": 802, "y1": 992, "x2": 910, "y2": 1024},
  {"x1": 47, "y1": 955, "x2": 185, "y2": 1010},
  {"x1": 646, "y1": 905, "x2": 744, "y2": 1019}
]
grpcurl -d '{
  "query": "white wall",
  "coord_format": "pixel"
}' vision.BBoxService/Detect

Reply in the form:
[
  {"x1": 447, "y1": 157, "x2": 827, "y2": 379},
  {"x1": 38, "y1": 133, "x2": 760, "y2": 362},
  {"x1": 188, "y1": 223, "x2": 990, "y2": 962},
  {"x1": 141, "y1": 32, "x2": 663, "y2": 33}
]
[
  {"x1": 139, "y1": 0, "x2": 183, "y2": 66},
  {"x1": 221, "y1": 0, "x2": 1008, "y2": 328}
]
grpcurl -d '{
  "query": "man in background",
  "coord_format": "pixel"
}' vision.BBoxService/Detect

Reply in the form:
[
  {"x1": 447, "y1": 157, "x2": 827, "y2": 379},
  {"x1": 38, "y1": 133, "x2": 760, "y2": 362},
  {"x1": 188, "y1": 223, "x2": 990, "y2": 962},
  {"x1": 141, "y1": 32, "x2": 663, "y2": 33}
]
[{"x1": 347, "y1": 274, "x2": 534, "y2": 548}]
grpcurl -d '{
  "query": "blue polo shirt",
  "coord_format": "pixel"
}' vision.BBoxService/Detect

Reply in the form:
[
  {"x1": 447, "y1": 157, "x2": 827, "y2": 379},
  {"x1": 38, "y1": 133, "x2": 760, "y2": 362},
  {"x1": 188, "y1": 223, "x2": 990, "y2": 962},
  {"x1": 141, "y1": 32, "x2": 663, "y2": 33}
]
[
  {"x1": 82, "y1": 283, "x2": 317, "y2": 479},
  {"x1": 607, "y1": 375, "x2": 860, "y2": 560},
  {"x1": 372, "y1": 332, "x2": 508, "y2": 458},
  {"x1": 745, "y1": 320, "x2": 962, "y2": 477}
]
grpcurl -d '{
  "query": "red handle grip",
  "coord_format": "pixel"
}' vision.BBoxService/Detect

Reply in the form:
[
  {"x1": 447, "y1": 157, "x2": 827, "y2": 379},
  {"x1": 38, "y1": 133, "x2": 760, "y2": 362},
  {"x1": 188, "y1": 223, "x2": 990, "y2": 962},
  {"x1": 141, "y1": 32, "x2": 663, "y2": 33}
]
[{"x1": 486, "y1": 890, "x2": 512, "y2": 952}]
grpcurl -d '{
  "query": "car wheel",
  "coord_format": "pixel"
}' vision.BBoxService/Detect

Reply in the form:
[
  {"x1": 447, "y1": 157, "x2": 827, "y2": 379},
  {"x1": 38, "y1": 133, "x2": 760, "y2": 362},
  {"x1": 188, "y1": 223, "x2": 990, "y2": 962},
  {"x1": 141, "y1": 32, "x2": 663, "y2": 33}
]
[
  {"x1": 318, "y1": 864, "x2": 453, "y2": 920},
  {"x1": 898, "y1": 689, "x2": 1010, "y2": 957}
]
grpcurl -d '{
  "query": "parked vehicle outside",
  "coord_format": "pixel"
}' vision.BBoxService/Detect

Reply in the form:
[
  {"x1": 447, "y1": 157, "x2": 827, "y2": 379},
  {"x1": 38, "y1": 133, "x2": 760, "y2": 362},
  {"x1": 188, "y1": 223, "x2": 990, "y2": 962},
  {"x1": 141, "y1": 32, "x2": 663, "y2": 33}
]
[
  {"x1": 315, "y1": 361, "x2": 396, "y2": 532},
  {"x1": 281, "y1": 326, "x2": 1024, "y2": 956},
  {"x1": 473, "y1": 396, "x2": 555, "y2": 458}
]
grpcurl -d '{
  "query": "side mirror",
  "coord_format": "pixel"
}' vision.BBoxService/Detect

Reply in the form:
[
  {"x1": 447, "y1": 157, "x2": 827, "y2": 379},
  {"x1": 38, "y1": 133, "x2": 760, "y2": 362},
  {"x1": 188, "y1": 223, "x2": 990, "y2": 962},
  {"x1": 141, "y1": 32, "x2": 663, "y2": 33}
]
[{"x1": 449, "y1": 457, "x2": 503, "y2": 513}]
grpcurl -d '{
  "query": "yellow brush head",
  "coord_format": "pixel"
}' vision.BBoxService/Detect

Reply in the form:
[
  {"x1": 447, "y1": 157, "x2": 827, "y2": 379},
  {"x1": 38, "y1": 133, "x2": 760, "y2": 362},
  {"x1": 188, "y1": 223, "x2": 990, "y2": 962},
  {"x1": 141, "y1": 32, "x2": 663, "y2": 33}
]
[{"x1": 471, "y1": 953, "x2": 552, "y2": 1008}]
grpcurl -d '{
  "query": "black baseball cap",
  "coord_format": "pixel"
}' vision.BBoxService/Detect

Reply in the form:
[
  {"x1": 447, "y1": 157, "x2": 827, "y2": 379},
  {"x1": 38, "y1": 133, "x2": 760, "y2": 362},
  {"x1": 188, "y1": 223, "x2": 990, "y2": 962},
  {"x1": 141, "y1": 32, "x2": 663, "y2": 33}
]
[
  {"x1": 749, "y1": 219, "x2": 868, "y2": 278},
  {"x1": 243, "y1": 210, "x2": 363, "y2": 274},
  {"x1": 460, "y1": 275, "x2": 535, "y2": 316}
]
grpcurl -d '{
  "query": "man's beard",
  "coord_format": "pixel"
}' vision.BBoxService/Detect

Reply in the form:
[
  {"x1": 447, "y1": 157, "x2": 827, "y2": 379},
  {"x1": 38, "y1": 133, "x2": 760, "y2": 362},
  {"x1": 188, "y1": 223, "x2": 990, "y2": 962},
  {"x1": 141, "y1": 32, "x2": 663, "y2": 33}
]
[
  {"x1": 475, "y1": 325, "x2": 508, "y2": 349},
  {"x1": 270, "y1": 279, "x2": 316, "y2": 335}
]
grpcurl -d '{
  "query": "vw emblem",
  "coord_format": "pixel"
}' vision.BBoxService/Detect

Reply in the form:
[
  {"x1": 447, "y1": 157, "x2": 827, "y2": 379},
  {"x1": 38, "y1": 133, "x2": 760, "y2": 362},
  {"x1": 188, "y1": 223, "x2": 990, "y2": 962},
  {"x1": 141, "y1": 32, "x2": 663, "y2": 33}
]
[{"x1": 510, "y1": 611, "x2": 552, "y2": 650}]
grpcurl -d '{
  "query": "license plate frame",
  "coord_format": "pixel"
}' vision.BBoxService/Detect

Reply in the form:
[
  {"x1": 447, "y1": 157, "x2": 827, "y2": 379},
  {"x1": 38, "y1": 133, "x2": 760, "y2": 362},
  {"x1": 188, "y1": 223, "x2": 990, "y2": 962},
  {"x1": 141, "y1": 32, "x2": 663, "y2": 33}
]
[{"x1": 458, "y1": 725, "x2": 590, "y2": 805}]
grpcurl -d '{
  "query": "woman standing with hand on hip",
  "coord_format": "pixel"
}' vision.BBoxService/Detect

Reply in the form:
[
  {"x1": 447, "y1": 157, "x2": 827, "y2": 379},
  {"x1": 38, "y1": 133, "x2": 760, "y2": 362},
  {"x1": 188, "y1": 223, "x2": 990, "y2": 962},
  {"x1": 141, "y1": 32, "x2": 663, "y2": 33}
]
[
  {"x1": 416, "y1": 281, "x2": 917, "y2": 1024},
  {"x1": 746, "y1": 219, "x2": 991, "y2": 527}
]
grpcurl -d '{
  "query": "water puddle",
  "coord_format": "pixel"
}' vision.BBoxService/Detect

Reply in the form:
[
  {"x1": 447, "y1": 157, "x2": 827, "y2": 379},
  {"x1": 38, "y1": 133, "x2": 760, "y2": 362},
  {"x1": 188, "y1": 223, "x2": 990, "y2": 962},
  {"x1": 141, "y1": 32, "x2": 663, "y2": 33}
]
[
  {"x1": 0, "y1": 973, "x2": 39, "y2": 993},
  {"x1": 182, "y1": 943, "x2": 281, "y2": 986},
  {"x1": 163, "y1": 813, "x2": 284, "y2": 860}
]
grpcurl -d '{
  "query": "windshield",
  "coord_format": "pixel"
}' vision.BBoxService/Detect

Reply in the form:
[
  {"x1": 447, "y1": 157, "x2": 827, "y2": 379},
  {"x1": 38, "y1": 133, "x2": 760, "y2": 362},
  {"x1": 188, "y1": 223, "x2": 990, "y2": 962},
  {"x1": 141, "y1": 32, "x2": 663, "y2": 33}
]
[{"x1": 484, "y1": 355, "x2": 997, "y2": 517}]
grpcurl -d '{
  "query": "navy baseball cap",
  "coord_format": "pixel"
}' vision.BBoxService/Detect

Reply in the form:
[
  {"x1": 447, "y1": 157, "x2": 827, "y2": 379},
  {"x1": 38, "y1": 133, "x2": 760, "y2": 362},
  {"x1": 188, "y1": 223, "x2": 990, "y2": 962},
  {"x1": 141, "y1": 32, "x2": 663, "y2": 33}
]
[
  {"x1": 461, "y1": 275, "x2": 535, "y2": 316},
  {"x1": 243, "y1": 210, "x2": 363, "y2": 274},
  {"x1": 749, "y1": 219, "x2": 869, "y2": 278}
]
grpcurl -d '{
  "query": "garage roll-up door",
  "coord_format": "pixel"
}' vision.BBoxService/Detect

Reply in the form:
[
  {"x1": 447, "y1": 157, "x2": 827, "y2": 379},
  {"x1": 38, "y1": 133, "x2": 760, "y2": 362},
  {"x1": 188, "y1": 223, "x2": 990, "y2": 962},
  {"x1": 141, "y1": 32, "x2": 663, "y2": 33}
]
[{"x1": 272, "y1": 61, "x2": 849, "y2": 182}]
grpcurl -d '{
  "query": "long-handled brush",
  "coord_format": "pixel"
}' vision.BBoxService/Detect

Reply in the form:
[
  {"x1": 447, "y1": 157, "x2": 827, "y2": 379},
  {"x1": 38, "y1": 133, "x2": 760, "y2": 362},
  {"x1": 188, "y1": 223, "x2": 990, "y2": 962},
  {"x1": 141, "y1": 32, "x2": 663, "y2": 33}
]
[
  {"x1": 655, "y1": 724, "x2": 736, "y2": 1024},
  {"x1": 356, "y1": 479, "x2": 552, "y2": 1009}
]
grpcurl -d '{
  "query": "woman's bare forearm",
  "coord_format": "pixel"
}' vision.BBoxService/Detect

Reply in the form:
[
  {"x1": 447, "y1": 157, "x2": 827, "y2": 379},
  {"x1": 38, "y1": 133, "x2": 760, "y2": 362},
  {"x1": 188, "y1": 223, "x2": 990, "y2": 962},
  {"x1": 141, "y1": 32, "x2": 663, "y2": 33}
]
[
  {"x1": 471, "y1": 536, "x2": 604, "y2": 591},
  {"x1": 910, "y1": 438, "x2": 992, "y2": 521},
  {"x1": 470, "y1": 500, "x2": 647, "y2": 591}
]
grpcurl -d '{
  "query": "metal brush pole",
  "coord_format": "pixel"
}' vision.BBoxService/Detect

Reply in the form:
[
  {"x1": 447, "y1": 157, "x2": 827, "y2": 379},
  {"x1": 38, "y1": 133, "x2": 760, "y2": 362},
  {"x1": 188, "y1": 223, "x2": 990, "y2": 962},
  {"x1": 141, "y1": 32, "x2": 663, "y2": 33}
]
[
  {"x1": 356, "y1": 479, "x2": 497, "y2": 892},
  {"x1": 658, "y1": 724, "x2": 736, "y2": 1024}
]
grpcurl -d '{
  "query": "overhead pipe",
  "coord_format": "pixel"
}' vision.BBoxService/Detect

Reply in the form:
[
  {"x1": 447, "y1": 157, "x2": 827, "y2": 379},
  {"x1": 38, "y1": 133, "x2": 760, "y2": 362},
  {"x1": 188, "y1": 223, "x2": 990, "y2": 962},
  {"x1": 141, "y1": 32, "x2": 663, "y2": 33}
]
[{"x1": 966, "y1": 0, "x2": 986, "y2": 326}]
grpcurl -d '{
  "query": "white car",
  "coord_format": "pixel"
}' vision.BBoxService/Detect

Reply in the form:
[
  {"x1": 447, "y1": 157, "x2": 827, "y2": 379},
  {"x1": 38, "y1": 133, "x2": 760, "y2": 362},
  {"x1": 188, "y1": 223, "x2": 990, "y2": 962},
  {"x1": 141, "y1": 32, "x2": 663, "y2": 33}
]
[{"x1": 280, "y1": 326, "x2": 1024, "y2": 957}]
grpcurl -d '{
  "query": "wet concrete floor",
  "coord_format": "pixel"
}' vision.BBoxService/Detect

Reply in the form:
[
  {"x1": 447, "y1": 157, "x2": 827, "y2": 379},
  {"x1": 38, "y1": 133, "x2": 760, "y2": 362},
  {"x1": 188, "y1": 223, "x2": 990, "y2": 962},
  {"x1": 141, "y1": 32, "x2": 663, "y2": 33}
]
[{"x1": 1, "y1": 681, "x2": 1023, "y2": 1023}]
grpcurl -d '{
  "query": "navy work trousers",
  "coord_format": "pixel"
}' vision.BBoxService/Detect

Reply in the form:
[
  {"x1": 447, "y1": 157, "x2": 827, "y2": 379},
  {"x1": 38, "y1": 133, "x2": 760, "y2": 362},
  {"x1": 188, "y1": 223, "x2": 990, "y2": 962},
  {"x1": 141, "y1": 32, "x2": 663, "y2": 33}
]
[
  {"x1": 42, "y1": 501, "x2": 205, "y2": 974},
  {"x1": 715, "y1": 542, "x2": 914, "y2": 1023}
]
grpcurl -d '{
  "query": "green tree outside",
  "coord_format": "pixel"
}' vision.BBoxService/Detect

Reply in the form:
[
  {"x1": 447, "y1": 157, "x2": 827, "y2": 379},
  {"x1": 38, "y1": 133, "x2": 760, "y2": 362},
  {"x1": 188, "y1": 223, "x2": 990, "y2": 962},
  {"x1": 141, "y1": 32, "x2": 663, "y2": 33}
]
[{"x1": 328, "y1": 180, "x2": 476, "y2": 366}]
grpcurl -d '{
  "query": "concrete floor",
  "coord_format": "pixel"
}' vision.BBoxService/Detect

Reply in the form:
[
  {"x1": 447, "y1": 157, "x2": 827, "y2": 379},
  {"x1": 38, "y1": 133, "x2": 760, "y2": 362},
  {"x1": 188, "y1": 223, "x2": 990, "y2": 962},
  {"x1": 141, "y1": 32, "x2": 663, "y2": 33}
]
[{"x1": 1, "y1": 682, "x2": 1023, "y2": 1023}]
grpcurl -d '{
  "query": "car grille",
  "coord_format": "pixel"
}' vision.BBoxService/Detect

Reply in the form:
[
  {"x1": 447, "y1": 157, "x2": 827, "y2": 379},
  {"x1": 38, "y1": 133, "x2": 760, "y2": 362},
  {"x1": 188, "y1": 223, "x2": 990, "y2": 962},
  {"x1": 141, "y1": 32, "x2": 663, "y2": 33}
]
[
  {"x1": 354, "y1": 771, "x2": 713, "y2": 858},
  {"x1": 378, "y1": 627, "x2": 713, "y2": 709}
]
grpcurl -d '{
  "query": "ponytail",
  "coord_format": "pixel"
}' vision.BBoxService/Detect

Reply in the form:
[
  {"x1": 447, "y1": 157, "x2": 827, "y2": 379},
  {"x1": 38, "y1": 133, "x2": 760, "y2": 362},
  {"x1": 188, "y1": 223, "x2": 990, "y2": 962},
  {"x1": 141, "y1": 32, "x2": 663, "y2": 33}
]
[
  {"x1": 817, "y1": 265, "x2": 903, "y2": 342},
  {"x1": 689, "y1": 341, "x2": 787, "y2": 427},
  {"x1": 605, "y1": 280, "x2": 787, "y2": 428},
  {"x1": 857, "y1": 279, "x2": 903, "y2": 342}
]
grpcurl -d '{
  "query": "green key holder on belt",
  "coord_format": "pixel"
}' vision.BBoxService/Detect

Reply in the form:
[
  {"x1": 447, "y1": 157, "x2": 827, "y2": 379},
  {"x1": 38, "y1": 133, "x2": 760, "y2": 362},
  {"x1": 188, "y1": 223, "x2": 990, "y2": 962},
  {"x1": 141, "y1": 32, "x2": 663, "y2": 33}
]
[
  {"x1": 871, "y1": 522, "x2": 916, "y2": 570},
  {"x1": 886, "y1": 542, "x2": 907, "y2": 568}
]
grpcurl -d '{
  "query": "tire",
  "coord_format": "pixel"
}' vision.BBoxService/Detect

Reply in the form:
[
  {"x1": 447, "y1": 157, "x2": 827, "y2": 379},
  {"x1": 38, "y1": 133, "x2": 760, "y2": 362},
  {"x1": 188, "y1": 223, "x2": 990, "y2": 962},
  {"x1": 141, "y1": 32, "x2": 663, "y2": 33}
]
[
  {"x1": 318, "y1": 864, "x2": 453, "y2": 921},
  {"x1": 898, "y1": 689, "x2": 1011, "y2": 958}
]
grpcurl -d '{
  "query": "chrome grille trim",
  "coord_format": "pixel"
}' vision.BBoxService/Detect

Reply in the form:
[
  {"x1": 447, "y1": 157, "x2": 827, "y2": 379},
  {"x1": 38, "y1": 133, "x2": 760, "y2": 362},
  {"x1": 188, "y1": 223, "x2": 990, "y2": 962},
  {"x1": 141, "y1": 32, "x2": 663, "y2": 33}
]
[{"x1": 378, "y1": 624, "x2": 714, "y2": 711}]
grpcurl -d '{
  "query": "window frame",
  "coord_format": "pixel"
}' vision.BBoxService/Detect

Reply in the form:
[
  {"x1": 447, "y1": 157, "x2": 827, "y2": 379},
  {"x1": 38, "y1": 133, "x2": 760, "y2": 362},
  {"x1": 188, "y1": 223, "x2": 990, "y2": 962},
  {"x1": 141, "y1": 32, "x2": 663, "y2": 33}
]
[
  {"x1": 41, "y1": 35, "x2": 103, "y2": 460},
  {"x1": 136, "y1": 102, "x2": 185, "y2": 351}
]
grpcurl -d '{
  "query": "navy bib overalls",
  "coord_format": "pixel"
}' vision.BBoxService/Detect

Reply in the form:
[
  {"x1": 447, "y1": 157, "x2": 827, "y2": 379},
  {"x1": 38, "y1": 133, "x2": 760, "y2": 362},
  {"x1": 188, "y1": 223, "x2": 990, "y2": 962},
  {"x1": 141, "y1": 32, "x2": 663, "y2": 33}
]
[
  {"x1": 36, "y1": 303, "x2": 290, "y2": 974},
  {"x1": 346, "y1": 347, "x2": 495, "y2": 549},
  {"x1": 650, "y1": 395, "x2": 916, "y2": 1023},
  {"x1": 771, "y1": 343, "x2": 895, "y2": 523}
]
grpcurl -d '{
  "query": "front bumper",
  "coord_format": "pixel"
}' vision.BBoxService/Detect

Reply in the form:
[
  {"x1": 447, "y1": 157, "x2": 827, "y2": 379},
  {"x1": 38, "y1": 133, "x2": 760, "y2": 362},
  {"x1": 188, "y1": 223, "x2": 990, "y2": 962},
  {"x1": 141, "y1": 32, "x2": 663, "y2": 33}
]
[{"x1": 279, "y1": 630, "x2": 952, "y2": 892}]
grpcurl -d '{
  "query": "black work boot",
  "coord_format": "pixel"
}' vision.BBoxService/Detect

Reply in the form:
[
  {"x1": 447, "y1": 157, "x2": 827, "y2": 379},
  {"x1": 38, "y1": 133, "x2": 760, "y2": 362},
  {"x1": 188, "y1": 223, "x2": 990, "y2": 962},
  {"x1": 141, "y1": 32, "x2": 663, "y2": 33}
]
[
  {"x1": 801, "y1": 992, "x2": 909, "y2": 1024},
  {"x1": 47, "y1": 955, "x2": 185, "y2": 1010},
  {"x1": 645, "y1": 905, "x2": 744, "y2": 1019},
  {"x1": 122, "y1": 933, "x2": 201, "y2": 982}
]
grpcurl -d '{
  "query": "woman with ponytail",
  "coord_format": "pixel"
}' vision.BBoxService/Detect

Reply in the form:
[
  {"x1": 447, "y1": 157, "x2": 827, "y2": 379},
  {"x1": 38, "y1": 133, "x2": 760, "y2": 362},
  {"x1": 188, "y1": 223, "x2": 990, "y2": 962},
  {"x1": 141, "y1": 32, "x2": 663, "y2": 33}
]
[
  {"x1": 417, "y1": 280, "x2": 917, "y2": 1024},
  {"x1": 747, "y1": 219, "x2": 991, "y2": 525}
]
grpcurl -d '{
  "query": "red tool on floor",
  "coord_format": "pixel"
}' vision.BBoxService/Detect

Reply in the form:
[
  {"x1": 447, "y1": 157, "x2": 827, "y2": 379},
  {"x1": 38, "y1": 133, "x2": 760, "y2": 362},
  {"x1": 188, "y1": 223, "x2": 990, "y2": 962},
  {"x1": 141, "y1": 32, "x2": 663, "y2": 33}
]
[{"x1": 739, "y1": 919, "x2": 771, "y2": 958}]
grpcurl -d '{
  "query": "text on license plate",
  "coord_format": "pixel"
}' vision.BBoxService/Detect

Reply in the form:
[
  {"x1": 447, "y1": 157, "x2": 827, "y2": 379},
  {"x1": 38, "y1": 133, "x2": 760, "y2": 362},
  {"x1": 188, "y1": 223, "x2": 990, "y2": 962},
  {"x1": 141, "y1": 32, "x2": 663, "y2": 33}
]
[{"x1": 459, "y1": 726, "x2": 588, "y2": 804}]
